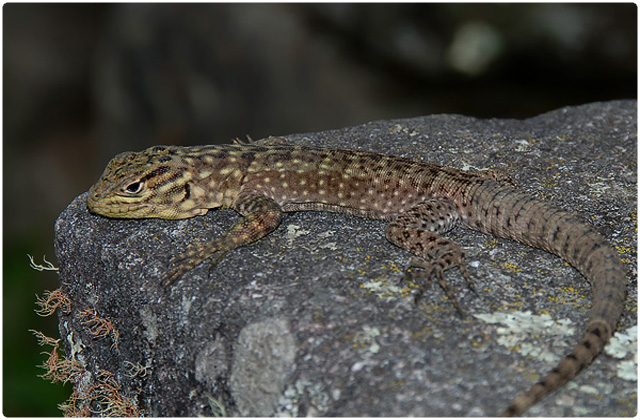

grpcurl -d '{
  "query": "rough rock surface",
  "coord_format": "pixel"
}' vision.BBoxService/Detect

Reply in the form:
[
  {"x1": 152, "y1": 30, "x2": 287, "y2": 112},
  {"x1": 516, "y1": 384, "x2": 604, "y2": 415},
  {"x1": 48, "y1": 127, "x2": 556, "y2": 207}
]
[{"x1": 55, "y1": 100, "x2": 637, "y2": 416}]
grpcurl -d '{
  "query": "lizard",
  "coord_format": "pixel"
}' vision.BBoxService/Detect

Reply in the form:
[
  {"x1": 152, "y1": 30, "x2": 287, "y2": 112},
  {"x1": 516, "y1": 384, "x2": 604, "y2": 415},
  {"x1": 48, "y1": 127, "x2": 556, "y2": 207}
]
[{"x1": 86, "y1": 136, "x2": 627, "y2": 416}]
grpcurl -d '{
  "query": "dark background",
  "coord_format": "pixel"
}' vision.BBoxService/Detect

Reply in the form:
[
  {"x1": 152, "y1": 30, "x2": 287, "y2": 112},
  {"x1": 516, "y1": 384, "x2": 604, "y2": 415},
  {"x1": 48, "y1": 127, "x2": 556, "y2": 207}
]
[{"x1": 3, "y1": 3, "x2": 636, "y2": 416}]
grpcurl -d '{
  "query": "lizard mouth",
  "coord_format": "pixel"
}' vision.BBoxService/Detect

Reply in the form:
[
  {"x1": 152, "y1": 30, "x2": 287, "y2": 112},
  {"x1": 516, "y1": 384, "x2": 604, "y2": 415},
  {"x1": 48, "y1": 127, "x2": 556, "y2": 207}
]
[{"x1": 86, "y1": 194, "x2": 147, "y2": 218}]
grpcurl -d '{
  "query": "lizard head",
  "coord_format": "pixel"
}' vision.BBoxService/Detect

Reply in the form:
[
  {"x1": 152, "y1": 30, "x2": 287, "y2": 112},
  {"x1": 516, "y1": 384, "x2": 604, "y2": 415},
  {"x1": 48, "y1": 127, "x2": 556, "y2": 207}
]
[{"x1": 87, "y1": 146, "x2": 212, "y2": 219}]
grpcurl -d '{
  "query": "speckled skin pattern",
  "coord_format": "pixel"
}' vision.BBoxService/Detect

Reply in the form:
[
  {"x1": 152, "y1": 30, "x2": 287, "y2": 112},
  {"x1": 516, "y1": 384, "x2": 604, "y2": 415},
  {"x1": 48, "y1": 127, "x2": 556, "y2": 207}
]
[{"x1": 88, "y1": 136, "x2": 626, "y2": 416}]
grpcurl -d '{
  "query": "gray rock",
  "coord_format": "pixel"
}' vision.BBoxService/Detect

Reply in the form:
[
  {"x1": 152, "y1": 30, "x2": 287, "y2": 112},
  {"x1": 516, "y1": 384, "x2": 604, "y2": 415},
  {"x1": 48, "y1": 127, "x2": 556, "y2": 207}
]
[
  {"x1": 229, "y1": 317, "x2": 297, "y2": 416},
  {"x1": 55, "y1": 100, "x2": 636, "y2": 416}
]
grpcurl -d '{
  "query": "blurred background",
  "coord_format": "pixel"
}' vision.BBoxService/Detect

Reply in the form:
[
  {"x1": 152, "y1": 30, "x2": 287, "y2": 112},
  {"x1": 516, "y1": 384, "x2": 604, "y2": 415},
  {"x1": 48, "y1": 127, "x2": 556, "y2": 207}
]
[{"x1": 3, "y1": 3, "x2": 636, "y2": 416}]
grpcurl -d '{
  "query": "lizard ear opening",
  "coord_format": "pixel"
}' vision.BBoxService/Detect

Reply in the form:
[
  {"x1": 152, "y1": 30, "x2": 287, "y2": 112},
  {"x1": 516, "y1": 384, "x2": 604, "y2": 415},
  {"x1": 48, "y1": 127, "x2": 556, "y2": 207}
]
[{"x1": 182, "y1": 183, "x2": 191, "y2": 201}]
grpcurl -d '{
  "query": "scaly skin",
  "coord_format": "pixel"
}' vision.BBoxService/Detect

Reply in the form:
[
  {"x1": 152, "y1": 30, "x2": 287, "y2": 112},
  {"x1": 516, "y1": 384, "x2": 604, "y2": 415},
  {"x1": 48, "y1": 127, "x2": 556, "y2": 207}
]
[{"x1": 87, "y1": 136, "x2": 627, "y2": 416}]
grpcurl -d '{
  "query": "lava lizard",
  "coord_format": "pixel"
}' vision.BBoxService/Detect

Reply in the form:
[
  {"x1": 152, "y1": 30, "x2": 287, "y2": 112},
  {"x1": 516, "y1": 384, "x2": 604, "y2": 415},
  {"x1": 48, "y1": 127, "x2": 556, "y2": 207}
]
[{"x1": 87, "y1": 136, "x2": 627, "y2": 416}]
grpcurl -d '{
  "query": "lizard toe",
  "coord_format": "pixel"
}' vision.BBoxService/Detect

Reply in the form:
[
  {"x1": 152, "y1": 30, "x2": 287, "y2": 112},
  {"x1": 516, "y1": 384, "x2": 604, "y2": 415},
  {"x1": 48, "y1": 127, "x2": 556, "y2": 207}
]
[{"x1": 401, "y1": 256, "x2": 467, "y2": 314}]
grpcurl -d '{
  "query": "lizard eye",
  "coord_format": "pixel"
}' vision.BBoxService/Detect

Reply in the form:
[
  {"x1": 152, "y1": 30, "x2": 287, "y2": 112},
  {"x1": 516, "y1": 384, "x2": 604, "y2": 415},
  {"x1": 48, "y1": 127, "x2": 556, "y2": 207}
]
[{"x1": 123, "y1": 180, "x2": 144, "y2": 194}]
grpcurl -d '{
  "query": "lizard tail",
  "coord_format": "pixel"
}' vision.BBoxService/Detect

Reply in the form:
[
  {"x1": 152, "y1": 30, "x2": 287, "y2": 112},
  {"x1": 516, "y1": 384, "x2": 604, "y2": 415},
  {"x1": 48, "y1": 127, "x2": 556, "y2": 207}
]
[{"x1": 462, "y1": 182, "x2": 627, "y2": 416}]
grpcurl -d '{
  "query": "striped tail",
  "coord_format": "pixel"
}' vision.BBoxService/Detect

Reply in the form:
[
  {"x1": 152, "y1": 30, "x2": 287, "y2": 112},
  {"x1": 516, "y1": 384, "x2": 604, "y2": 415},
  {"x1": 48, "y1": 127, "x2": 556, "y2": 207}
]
[{"x1": 461, "y1": 181, "x2": 627, "y2": 416}]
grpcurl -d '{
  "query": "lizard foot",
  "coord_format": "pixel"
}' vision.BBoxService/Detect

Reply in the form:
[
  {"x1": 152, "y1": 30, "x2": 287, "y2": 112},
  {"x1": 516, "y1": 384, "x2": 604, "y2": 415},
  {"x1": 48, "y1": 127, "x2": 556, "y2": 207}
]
[
  {"x1": 164, "y1": 240, "x2": 230, "y2": 286},
  {"x1": 402, "y1": 252, "x2": 476, "y2": 315}
]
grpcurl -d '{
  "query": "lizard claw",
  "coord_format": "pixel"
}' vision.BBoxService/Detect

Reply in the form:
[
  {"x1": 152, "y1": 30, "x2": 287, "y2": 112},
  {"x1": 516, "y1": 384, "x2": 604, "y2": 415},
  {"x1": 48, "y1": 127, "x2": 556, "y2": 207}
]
[
  {"x1": 163, "y1": 256, "x2": 195, "y2": 286},
  {"x1": 205, "y1": 251, "x2": 228, "y2": 278},
  {"x1": 402, "y1": 256, "x2": 471, "y2": 316},
  {"x1": 163, "y1": 240, "x2": 229, "y2": 287}
]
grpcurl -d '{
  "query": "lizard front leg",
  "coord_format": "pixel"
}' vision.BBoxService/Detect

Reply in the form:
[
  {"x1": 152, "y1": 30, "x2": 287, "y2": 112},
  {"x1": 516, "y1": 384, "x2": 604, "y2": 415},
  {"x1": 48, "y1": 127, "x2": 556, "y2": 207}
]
[
  {"x1": 385, "y1": 198, "x2": 474, "y2": 312},
  {"x1": 165, "y1": 193, "x2": 283, "y2": 285}
]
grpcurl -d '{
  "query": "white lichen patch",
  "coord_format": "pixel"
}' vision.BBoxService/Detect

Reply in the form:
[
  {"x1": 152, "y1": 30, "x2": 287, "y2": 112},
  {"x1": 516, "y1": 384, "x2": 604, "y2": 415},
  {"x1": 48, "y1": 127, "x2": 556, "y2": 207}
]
[
  {"x1": 318, "y1": 241, "x2": 338, "y2": 250},
  {"x1": 473, "y1": 311, "x2": 575, "y2": 363},
  {"x1": 605, "y1": 325, "x2": 637, "y2": 359},
  {"x1": 577, "y1": 384, "x2": 599, "y2": 394},
  {"x1": 317, "y1": 230, "x2": 336, "y2": 239},
  {"x1": 361, "y1": 279, "x2": 404, "y2": 301},
  {"x1": 513, "y1": 139, "x2": 532, "y2": 153},
  {"x1": 604, "y1": 325, "x2": 637, "y2": 381},
  {"x1": 285, "y1": 224, "x2": 311, "y2": 246},
  {"x1": 284, "y1": 225, "x2": 339, "y2": 252},
  {"x1": 587, "y1": 180, "x2": 613, "y2": 197},
  {"x1": 354, "y1": 325, "x2": 381, "y2": 355},
  {"x1": 615, "y1": 360, "x2": 637, "y2": 381},
  {"x1": 277, "y1": 379, "x2": 330, "y2": 416},
  {"x1": 66, "y1": 330, "x2": 85, "y2": 360},
  {"x1": 139, "y1": 306, "x2": 158, "y2": 345}
]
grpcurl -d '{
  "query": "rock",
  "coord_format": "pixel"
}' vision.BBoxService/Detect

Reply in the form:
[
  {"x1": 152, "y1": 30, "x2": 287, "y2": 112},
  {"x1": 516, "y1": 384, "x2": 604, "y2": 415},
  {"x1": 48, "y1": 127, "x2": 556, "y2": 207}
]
[{"x1": 55, "y1": 100, "x2": 636, "y2": 416}]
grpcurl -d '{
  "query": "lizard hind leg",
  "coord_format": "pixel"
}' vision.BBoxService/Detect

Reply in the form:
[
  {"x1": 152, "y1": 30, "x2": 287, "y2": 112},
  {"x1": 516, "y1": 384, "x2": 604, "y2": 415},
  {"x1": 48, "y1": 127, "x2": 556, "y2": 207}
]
[{"x1": 385, "y1": 198, "x2": 475, "y2": 313}]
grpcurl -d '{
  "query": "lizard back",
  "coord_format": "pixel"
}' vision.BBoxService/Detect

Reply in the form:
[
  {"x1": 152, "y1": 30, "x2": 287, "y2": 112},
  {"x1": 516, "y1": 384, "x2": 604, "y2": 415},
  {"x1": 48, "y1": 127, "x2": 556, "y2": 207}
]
[{"x1": 88, "y1": 143, "x2": 499, "y2": 220}]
